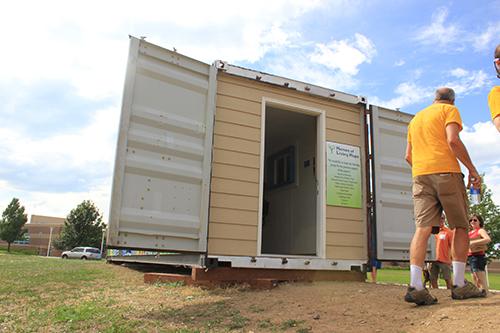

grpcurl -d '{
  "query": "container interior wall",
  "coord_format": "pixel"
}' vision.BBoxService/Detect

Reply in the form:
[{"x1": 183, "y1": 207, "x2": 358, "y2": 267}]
[
  {"x1": 208, "y1": 72, "x2": 366, "y2": 260},
  {"x1": 261, "y1": 107, "x2": 317, "y2": 255}
]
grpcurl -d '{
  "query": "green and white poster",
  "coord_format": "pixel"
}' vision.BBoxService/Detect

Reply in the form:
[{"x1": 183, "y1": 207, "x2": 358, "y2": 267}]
[{"x1": 326, "y1": 142, "x2": 362, "y2": 208}]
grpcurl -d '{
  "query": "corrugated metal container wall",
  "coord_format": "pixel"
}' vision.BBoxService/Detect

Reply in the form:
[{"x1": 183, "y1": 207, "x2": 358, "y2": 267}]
[
  {"x1": 371, "y1": 105, "x2": 434, "y2": 261},
  {"x1": 107, "y1": 38, "x2": 216, "y2": 252},
  {"x1": 208, "y1": 72, "x2": 367, "y2": 260}
]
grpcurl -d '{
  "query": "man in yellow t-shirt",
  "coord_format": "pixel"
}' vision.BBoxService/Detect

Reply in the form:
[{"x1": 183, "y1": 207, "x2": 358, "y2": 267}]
[
  {"x1": 403, "y1": 87, "x2": 485, "y2": 306},
  {"x1": 489, "y1": 44, "x2": 500, "y2": 132}
]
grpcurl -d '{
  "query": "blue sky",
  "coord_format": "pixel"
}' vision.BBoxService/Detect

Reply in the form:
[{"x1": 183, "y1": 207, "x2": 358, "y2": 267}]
[{"x1": 1, "y1": 0, "x2": 499, "y2": 219}]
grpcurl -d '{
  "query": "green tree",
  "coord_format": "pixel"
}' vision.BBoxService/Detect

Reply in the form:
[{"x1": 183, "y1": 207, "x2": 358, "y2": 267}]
[
  {"x1": 469, "y1": 182, "x2": 500, "y2": 259},
  {"x1": 0, "y1": 198, "x2": 28, "y2": 252},
  {"x1": 54, "y1": 200, "x2": 105, "y2": 250}
]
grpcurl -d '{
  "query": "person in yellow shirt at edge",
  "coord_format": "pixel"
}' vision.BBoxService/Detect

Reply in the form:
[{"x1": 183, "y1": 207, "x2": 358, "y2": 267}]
[
  {"x1": 490, "y1": 44, "x2": 500, "y2": 132},
  {"x1": 404, "y1": 87, "x2": 486, "y2": 306}
]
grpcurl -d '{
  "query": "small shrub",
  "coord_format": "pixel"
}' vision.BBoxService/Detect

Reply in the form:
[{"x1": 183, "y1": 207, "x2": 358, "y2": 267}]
[
  {"x1": 258, "y1": 319, "x2": 273, "y2": 328},
  {"x1": 228, "y1": 313, "x2": 249, "y2": 330},
  {"x1": 281, "y1": 319, "x2": 304, "y2": 330}
]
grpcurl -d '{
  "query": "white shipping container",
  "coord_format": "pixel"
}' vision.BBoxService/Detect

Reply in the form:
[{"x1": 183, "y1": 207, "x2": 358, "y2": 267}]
[{"x1": 108, "y1": 37, "x2": 421, "y2": 271}]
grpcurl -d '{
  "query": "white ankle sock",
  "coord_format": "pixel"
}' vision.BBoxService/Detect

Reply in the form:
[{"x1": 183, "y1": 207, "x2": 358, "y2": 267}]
[
  {"x1": 452, "y1": 261, "x2": 466, "y2": 287},
  {"x1": 410, "y1": 265, "x2": 424, "y2": 290}
]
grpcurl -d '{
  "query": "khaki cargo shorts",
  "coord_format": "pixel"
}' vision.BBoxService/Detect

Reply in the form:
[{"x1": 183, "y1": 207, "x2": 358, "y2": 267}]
[{"x1": 412, "y1": 173, "x2": 469, "y2": 230}]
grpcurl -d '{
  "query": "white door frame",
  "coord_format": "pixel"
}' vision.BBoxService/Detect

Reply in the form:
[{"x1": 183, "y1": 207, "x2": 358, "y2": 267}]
[{"x1": 257, "y1": 97, "x2": 326, "y2": 258}]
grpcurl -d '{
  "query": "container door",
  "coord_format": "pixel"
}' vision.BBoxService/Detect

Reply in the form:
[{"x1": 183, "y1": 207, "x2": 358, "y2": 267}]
[
  {"x1": 370, "y1": 105, "x2": 434, "y2": 261},
  {"x1": 107, "y1": 37, "x2": 217, "y2": 253}
]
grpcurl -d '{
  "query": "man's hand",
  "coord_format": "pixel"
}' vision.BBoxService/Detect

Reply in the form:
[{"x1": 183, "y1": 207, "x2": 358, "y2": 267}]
[
  {"x1": 467, "y1": 170, "x2": 481, "y2": 190},
  {"x1": 494, "y1": 116, "x2": 500, "y2": 133}
]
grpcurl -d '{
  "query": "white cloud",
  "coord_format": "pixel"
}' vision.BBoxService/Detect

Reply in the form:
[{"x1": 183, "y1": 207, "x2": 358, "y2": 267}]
[
  {"x1": 444, "y1": 70, "x2": 490, "y2": 96},
  {"x1": 414, "y1": 7, "x2": 462, "y2": 49},
  {"x1": 370, "y1": 69, "x2": 490, "y2": 110},
  {"x1": 412, "y1": 69, "x2": 423, "y2": 79},
  {"x1": 309, "y1": 33, "x2": 376, "y2": 75},
  {"x1": 267, "y1": 55, "x2": 358, "y2": 91},
  {"x1": 181, "y1": 24, "x2": 302, "y2": 64},
  {"x1": 461, "y1": 121, "x2": 500, "y2": 205},
  {"x1": 0, "y1": 0, "x2": 330, "y2": 100},
  {"x1": 394, "y1": 59, "x2": 406, "y2": 67},
  {"x1": 369, "y1": 82, "x2": 432, "y2": 110},
  {"x1": 262, "y1": 32, "x2": 377, "y2": 92},
  {"x1": 0, "y1": 106, "x2": 119, "y2": 168},
  {"x1": 0, "y1": 105, "x2": 119, "y2": 219},
  {"x1": 415, "y1": 7, "x2": 499, "y2": 55},
  {"x1": 484, "y1": 165, "x2": 500, "y2": 206},
  {"x1": 472, "y1": 23, "x2": 500, "y2": 51},
  {"x1": 461, "y1": 122, "x2": 500, "y2": 166},
  {"x1": 0, "y1": 179, "x2": 111, "y2": 222},
  {"x1": 450, "y1": 68, "x2": 469, "y2": 78}
]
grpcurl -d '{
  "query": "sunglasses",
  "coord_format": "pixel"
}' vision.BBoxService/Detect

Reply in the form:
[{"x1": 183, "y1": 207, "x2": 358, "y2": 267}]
[{"x1": 469, "y1": 218, "x2": 479, "y2": 222}]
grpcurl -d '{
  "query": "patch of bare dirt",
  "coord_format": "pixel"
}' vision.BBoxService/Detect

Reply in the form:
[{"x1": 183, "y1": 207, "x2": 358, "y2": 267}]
[
  {"x1": 100, "y1": 264, "x2": 500, "y2": 332},
  {"x1": 228, "y1": 282, "x2": 500, "y2": 332}
]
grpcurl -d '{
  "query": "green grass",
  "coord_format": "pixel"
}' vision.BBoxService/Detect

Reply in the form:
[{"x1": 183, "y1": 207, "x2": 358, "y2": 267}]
[
  {"x1": 0, "y1": 246, "x2": 38, "y2": 255},
  {"x1": 0, "y1": 254, "x2": 257, "y2": 332},
  {"x1": 0, "y1": 255, "x2": 146, "y2": 332},
  {"x1": 377, "y1": 267, "x2": 500, "y2": 290},
  {"x1": 0, "y1": 255, "x2": 112, "y2": 295}
]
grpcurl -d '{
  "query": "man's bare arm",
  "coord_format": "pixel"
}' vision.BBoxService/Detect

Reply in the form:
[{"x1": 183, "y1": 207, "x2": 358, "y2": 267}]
[
  {"x1": 445, "y1": 123, "x2": 481, "y2": 187},
  {"x1": 494, "y1": 116, "x2": 500, "y2": 133},
  {"x1": 405, "y1": 142, "x2": 412, "y2": 166}
]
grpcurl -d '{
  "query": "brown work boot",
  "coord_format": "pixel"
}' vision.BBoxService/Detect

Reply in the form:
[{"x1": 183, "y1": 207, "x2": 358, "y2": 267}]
[
  {"x1": 451, "y1": 280, "x2": 487, "y2": 299},
  {"x1": 404, "y1": 287, "x2": 438, "y2": 306}
]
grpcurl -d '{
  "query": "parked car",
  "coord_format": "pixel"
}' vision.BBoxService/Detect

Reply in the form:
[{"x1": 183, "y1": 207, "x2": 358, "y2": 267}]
[{"x1": 61, "y1": 247, "x2": 102, "y2": 260}]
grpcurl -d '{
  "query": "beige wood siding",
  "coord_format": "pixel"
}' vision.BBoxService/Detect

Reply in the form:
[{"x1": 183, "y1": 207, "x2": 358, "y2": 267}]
[
  {"x1": 208, "y1": 73, "x2": 366, "y2": 259},
  {"x1": 325, "y1": 206, "x2": 366, "y2": 260}
]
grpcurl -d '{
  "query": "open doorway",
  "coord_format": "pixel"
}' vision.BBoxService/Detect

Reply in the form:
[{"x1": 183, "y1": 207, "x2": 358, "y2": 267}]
[{"x1": 261, "y1": 106, "x2": 318, "y2": 256}]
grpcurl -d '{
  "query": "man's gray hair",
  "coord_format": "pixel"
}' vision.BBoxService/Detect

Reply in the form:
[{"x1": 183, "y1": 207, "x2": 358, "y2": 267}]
[{"x1": 435, "y1": 87, "x2": 455, "y2": 102}]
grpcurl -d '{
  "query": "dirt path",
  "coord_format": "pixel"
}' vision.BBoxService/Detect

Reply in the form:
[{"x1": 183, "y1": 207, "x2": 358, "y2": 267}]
[
  {"x1": 103, "y1": 263, "x2": 500, "y2": 332},
  {"x1": 224, "y1": 282, "x2": 500, "y2": 332},
  {"x1": 116, "y1": 269, "x2": 500, "y2": 332}
]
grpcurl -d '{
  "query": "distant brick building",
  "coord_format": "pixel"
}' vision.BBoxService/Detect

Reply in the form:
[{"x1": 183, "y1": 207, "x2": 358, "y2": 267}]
[{"x1": 25, "y1": 215, "x2": 65, "y2": 256}]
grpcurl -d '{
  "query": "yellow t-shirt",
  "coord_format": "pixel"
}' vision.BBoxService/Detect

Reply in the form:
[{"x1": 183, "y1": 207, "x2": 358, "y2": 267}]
[
  {"x1": 488, "y1": 86, "x2": 500, "y2": 120},
  {"x1": 407, "y1": 103, "x2": 462, "y2": 177}
]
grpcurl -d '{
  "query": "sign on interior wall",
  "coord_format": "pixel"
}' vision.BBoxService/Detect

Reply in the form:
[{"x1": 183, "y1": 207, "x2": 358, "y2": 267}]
[{"x1": 326, "y1": 142, "x2": 362, "y2": 208}]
